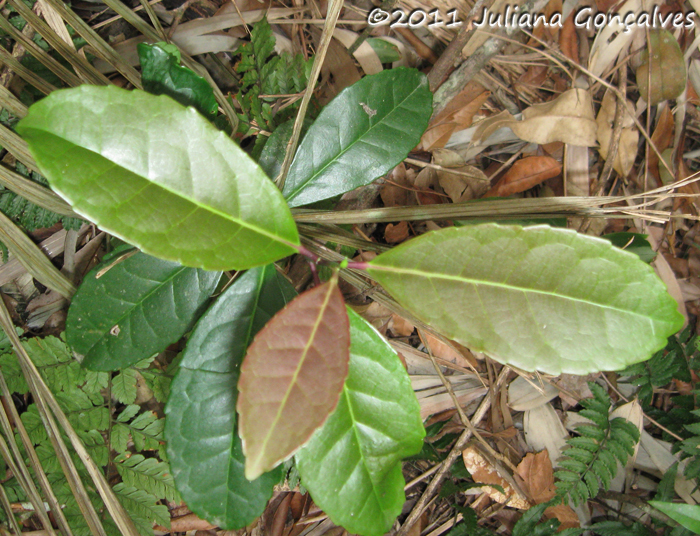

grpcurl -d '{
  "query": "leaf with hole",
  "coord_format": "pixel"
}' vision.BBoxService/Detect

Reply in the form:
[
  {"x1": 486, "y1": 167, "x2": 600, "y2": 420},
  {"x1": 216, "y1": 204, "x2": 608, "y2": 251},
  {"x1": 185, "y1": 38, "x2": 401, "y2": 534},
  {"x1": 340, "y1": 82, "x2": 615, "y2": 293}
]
[
  {"x1": 295, "y1": 309, "x2": 424, "y2": 536},
  {"x1": 165, "y1": 265, "x2": 295, "y2": 528},
  {"x1": 138, "y1": 42, "x2": 217, "y2": 119},
  {"x1": 282, "y1": 67, "x2": 432, "y2": 207},
  {"x1": 66, "y1": 248, "x2": 220, "y2": 371},
  {"x1": 237, "y1": 277, "x2": 350, "y2": 479},
  {"x1": 17, "y1": 85, "x2": 299, "y2": 270},
  {"x1": 367, "y1": 224, "x2": 683, "y2": 375}
]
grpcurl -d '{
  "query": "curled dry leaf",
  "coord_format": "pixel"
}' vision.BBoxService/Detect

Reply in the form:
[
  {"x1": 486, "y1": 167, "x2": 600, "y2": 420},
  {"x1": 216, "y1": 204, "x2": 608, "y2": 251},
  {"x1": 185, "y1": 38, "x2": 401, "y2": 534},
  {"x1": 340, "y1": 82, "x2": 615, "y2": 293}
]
[
  {"x1": 462, "y1": 445, "x2": 531, "y2": 509},
  {"x1": 474, "y1": 89, "x2": 597, "y2": 147},
  {"x1": 649, "y1": 105, "x2": 674, "y2": 181},
  {"x1": 559, "y1": 12, "x2": 579, "y2": 63},
  {"x1": 485, "y1": 156, "x2": 561, "y2": 197},
  {"x1": 237, "y1": 278, "x2": 350, "y2": 480},
  {"x1": 596, "y1": 90, "x2": 639, "y2": 177},
  {"x1": 433, "y1": 149, "x2": 489, "y2": 202},
  {"x1": 385, "y1": 221, "x2": 410, "y2": 244}
]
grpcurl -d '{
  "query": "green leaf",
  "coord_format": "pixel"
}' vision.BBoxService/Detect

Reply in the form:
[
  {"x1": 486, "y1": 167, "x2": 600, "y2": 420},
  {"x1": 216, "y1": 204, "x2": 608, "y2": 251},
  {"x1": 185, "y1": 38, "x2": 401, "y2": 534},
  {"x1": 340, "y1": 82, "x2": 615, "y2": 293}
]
[
  {"x1": 367, "y1": 224, "x2": 683, "y2": 375},
  {"x1": 113, "y1": 482, "x2": 170, "y2": 534},
  {"x1": 138, "y1": 42, "x2": 218, "y2": 119},
  {"x1": 114, "y1": 453, "x2": 180, "y2": 503},
  {"x1": 367, "y1": 38, "x2": 401, "y2": 63},
  {"x1": 237, "y1": 278, "x2": 350, "y2": 480},
  {"x1": 649, "y1": 501, "x2": 700, "y2": 533},
  {"x1": 66, "y1": 249, "x2": 221, "y2": 371},
  {"x1": 295, "y1": 309, "x2": 424, "y2": 536},
  {"x1": 282, "y1": 68, "x2": 432, "y2": 207},
  {"x1": 258, "y1": 120, "x2": 294, "y2": 181},
  {"x1": 17, "y1": 85, "x2": 300, "y2": 270},
  {"x1": 112, "y1": 368, "x2": 139, "y2": 404},
  {"x1": 165, "y1": 265, "x2": 295, "y2": 529},
  {"x1": 601, "y1": 232, "x2": 656, "y2": 263}
]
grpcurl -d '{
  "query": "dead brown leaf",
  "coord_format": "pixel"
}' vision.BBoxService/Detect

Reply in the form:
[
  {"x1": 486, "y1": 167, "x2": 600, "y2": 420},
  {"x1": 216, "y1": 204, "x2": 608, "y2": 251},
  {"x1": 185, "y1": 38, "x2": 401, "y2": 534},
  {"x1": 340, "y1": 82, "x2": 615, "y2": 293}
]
[
  {"x1": 649, "y1": 105, "x2": 674, "y2": 182},
  {"x1": 389, "y1": 314, "x2": 415, "y2": 337},
  {"x1": 486, "y1": 156, "x2": 561, "y2": 197},
  {"x1": 384, "y1": 221, "x2": 409, "y2": 243},
  {"x1": 421, "y1": 86, "x2": 490, "y2": 150},
  {"x1": 559, "y1": 12, "x2": 579, "y2": 63}
]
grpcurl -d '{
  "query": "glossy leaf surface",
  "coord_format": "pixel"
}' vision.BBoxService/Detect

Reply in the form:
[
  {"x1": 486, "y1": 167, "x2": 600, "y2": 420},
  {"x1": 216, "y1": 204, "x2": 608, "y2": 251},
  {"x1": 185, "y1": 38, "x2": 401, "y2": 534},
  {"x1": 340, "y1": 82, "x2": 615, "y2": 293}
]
[
  {"x1": 138, "y1": 42, "x2": 218, "y2": 118},
  {"x1": 282, "y1": 68, "x2": 432, "y2": 207},
  {"x1": 165, "y1": 266, "x2": 294, "y2": 529},
  {"x1": 649, "y1": 501, "x2": 700, "y2": 533},
  {"x1": 237, "y1": 278, "x2": 350, "y2": 480},
  {"x1": 67, "y1": 249, "x2": 220, "y2": 371},
  {"x1": 296, "y1": 309, "x2": 424, "y2": 536},
  {"x1": 17, "y1": 86, "x2": 299, "y2": 270},
  {"x1": 368, "y1": 224, "x2": 684, "y2": 375}
]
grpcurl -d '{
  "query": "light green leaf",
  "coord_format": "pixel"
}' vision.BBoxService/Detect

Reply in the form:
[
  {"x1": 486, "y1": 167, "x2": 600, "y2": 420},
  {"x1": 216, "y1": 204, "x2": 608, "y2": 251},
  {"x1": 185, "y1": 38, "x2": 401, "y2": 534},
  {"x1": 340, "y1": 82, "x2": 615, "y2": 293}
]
[
  {"x1": 367, "y1": 38, "x2": 401, "y2": 63},
  {"x1": 113, "y1": 482, "x2": 170, "y2": 535},
  {"x1": 114, "y1": 453, "x2": 180, "y2": 503},
  {"x1": 17, "y1": 85, "x2": 300, "y2": 270},
  {"x1": 112, "y1": 368, "x2": 139, "y2": 405},
  {"x1": 66, "y1": 249, "x2": 221, "y2": 371},
  {"x1": 649, "y1": 501, "x2": 700, "y2": 533},
  {"x1": 282, "y1": 68, "x2": 432, "y2": 207},
  {"x1": 295, "y1": 309, "x2": 424, "y2": 536},
  {"x1": 165, "y1": 265, "x2": 295, "y2": 529},
  {"x1": 367, "y1": 224, "x2": 683, "y2": 375}
]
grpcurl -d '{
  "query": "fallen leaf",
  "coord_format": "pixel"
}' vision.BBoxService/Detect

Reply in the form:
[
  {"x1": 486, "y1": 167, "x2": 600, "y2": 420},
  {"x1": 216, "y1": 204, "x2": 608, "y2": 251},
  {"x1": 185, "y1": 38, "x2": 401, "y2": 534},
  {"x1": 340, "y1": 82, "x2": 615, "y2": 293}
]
[
  {"x1": 559, "y1": 12, "x2": 579, "y2": 63},
  {"x1": 390, "y1": 314, "x2": 415, "y2": 337},
  {"x1": 486, "y1": 156, "x2": 561, "y2": 197},
  {"x1": 474, "y1": 89, "x2": 597, "y2": 147},
  {"x1": 649, "y1": 105, "x2": 674, "y2": 181},
  {"x1": 385, "y1": 221, "x2": 410, "y2": 243},
  {"x1": 462, "y1": 446, "x2": 531, "y2": 510},
  {"x1": 237, "y1": 279, "x2": 350, "y2": 480},
  {"x1": 637, "y1": 30, "x2": 686, "y2": 105},
  {"x1": 596, "y1": 90, "x2": 639, "y2": 177},
  {"x1": 433, "y1": 149, "x2": 489, "y2": 202},
  {"x1": 515, "y1": 450, "x2": 556, "y2": 504}
]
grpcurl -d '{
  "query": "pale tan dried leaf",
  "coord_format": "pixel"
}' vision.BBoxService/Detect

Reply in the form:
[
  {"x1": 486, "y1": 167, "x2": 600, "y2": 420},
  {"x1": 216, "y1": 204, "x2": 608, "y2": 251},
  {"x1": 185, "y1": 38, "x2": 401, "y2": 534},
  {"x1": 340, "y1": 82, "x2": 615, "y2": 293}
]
[
  {"x1": 462, "y1": 446, "x2": 531, "y2": 509},
  {"x1": 433, "y1": 149, "x2": 489, "y2": 202},
  {"x1": 596, "y1": 91, "x2": 639, "y2": 177},
  {"x1": 510, "y1": 89, "x2": 597, "y2": 146},
  {"x1": 333, "y1": 28, "x2": 382, "y2": 75},
  {"x1": 523, "y1": 403, "x2": 569, "y2": 468},
  {"x1": 508, "y1": 376, "x2": 558, "y2": 412}
]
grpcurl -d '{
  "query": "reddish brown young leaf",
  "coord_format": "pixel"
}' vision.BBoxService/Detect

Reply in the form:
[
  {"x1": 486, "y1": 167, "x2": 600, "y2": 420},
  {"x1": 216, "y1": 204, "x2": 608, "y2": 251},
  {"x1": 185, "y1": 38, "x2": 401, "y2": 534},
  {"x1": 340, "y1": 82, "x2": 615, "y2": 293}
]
[
  {"x1": 486, "y1": 156, "x2": 561, "y2": 197},
  {"x1": 237, "y1": 278, "x2": 350, "y2": 480}
]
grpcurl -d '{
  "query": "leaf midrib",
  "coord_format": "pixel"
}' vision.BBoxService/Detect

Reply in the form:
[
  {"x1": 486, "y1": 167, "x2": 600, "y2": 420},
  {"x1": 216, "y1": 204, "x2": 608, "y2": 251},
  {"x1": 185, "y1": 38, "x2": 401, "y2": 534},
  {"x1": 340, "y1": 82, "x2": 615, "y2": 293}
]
[
  {"x1": 27, "y1": 127, "x2": 298, "y2": 249},
  {"x1": 285, "y1": 77, "x2": 425, "y2": 203},
  {"x1": 369, "y1": 264, "x2": 661, "y2": 322}
]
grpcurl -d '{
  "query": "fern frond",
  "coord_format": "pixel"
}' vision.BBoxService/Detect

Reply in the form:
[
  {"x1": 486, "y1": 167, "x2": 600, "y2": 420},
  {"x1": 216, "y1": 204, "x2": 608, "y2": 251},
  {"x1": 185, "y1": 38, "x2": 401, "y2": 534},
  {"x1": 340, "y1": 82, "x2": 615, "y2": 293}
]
[
  {"x1": 112, "y1": 482, "x2": 169, "y2": 536},
  {"x1": 111, "y1": 406, "x2": 164, "y2": 454},
  {"x1": 112, "y1": 368, "x2": 139, "y2": 405},
  {"x1": 555, "y1": 382, "x2": 640, "y2": 506},
  {"x1": 114, "y1": 453, "x2": 180, "y2": 503}
]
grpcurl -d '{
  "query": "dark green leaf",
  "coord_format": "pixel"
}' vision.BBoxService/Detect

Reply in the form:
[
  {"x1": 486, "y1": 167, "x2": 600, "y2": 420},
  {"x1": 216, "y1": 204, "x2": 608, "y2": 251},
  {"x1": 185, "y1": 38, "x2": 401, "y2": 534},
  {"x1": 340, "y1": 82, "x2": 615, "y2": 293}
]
[
  {"x1": 295, "y1": 309, "x2": 424, "y2": 536},
  {"x1": 367, "y1": 38, "x2": 401, "y2": 63},
  {"x1": 138, "y1": 42, "x2": 217, "y2": 118},
  {"x1": 165, "y1": 266, "x2": 295, "y2": 529},
  {"x1": 17, "y1": 86, "x2": 300, "y2": 270},
  {"x1": 67, "y1": 250, "x2": 220, "y2": 370},
  {"x1": 282, "y1": 68, "x2": 432, "y2": 207},
  {"x1": 368, "y1": 224, "x2": 683, "y2": 375},
  {"x1": 601, "y1": 232, "x2": 656, "y2": 263}
]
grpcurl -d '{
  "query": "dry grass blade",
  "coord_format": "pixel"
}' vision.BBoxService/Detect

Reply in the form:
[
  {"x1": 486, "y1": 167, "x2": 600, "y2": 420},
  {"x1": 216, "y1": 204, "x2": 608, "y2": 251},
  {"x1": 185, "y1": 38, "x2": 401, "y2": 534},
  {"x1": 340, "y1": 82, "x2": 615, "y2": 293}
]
[
  {"x1": 0, "y1": 371, "x2": 73, "y2": 536},
  {"x1": 0, "y1": 299, "x2": 140, "y2": 536},
  {"x1": 0, "y1": 482, "x2": 22, "y2": 536},
  {"x1": 275, "y1": 0, "x2": 344, "y2": 189},
  {"x1": 0, "y1": 15, "x2": 82, "y2": 87},
  {"x1": 297, "y1": 223, "x2": 390, "y2": 252},
  {"x1": 0, "y1": 43, "x2": 56, "y2": 94},
  {"x1": 0, "y1": 432, "x2": 57, "y2": 536},
  {"x1": 37, "y1": 0, "x2": 141, "y2": 87},
  {"x1": 0, "y1": 86, "x2": 27, "y2": 118},
  {"x1": 0, "y1": 210, "x2": 76, "y2": 298},
  {"x1": 0, "y1": 123, "x2": 39, "y2": 171}
]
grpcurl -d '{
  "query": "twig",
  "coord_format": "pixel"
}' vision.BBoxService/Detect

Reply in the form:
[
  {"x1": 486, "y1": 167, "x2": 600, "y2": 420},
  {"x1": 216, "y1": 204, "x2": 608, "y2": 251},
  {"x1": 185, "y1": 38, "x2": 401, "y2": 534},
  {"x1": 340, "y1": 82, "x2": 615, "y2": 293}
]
[
  {"x1": 275, "y1": 0, "x2": 344, "y2": 190},
  {"x1": 395, "y1": 367, "x2": 510, "y2": 536}
]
